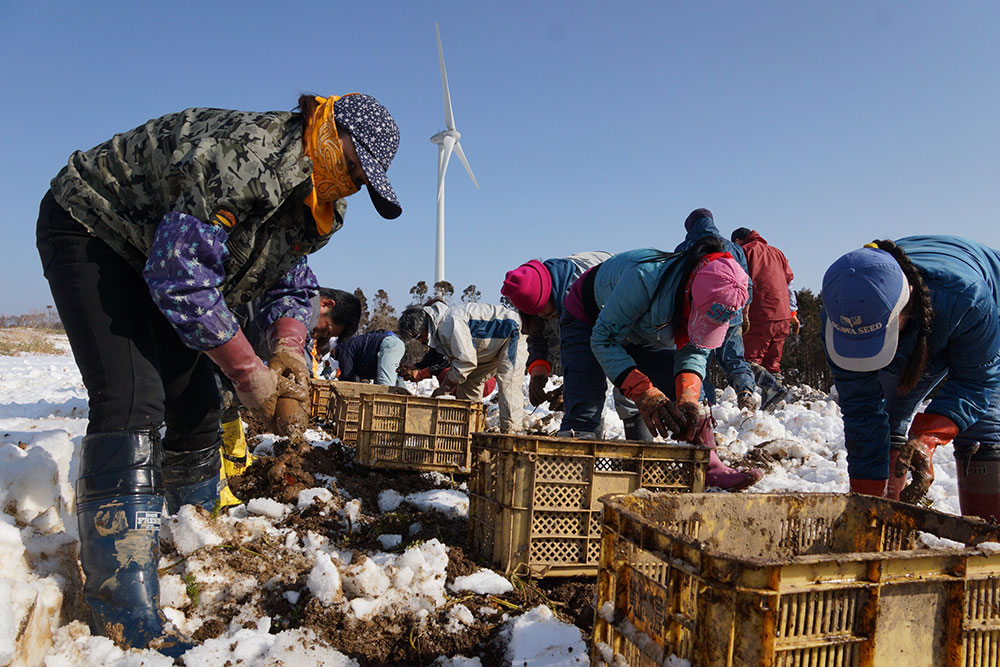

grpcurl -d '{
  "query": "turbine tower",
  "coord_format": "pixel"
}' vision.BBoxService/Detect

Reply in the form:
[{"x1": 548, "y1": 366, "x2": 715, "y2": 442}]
[{"x1": 431, "y1": 21, "x2": 479, "y2": 284}]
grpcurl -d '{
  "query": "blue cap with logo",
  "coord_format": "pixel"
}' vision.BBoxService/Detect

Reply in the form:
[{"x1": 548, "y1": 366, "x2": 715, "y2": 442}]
[{"x1": 822, "y1": 247, "x2": 910, "y2": 372}]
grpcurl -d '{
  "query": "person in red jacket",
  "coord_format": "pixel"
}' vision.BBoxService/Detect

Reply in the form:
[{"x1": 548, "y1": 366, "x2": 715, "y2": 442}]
[{"x1": 731, "y1": 228, "x2": 798, "y2": 376}]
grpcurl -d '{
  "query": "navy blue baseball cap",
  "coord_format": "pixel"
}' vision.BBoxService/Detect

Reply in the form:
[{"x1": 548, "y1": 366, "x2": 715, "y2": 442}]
[
  {"x1": 822, "y1": 247, "x2": 910, "y2": 372},
  {"x1": 334, "y1": 93, "x2": 402, "y2": 220}
]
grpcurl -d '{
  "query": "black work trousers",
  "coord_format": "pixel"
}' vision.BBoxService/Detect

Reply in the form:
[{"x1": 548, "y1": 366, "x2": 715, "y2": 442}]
[{"x1": 35, "y1": 191, "x2": 221, "y2": 453}]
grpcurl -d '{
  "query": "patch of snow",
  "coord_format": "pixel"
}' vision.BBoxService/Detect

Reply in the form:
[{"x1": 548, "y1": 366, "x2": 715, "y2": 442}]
[
  {"x1": 435, "y1": 657, "x2": 482, "y2": 667},
  {"x1": 502, "y1": 605, "x2": 589, "y2": 666},
  {"x1": 404, "y1": 489, "x2": 469, "y2": 518},
  {"x1": 449, "y1": 569, "x2": 513, "y2": 595},
  {"x1": 378, "y1": 489, "x2": 404, "y2": 513},
  {"x1": 179, "y1": 618, "x2": 358, "y2": 666},
  {"x1": 917, "y1": 532, "x2": 965, "y2": 549},
  {"x1": 297, "y1": 487, "x2": 335, "y2": 509},
  {"x1": 163, "y1": 506, "x2": 223, "y2": 557},
  {"x1": 445, "y1": 603, "x2": 475, "y2": 633},
  {"x1": 377, "y1": 534, "x2": 402, "y2": 549},
  {"x1": 246, "y1": 497, "x2": 290, "y2": 519},
  {"x1": 307, "y1": 551, "x2": 344, "y2": 606}
]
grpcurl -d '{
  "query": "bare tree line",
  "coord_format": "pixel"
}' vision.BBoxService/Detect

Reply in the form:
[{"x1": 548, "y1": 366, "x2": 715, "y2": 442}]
[{"x1": 0, "y1": 306, "x2": 64, "y2": 330}]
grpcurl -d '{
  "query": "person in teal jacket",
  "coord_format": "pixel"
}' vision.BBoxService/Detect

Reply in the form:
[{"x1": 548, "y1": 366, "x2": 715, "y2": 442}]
[
  {"x1": 822, "y1": 236, "x2": 1000, "y2": 521},
  {"x1": 560, "y1": 234, "x2": 761, "y2": 490}
]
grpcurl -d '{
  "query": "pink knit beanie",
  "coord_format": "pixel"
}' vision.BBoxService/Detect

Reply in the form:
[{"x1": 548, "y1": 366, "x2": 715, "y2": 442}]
[{"x1": 501, "y1": 260, "x2": 552, "y2": 314}]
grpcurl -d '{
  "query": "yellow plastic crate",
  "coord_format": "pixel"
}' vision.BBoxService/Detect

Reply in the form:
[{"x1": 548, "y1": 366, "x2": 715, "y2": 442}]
[
  {"x1": 328, "y1": 382, "x2": 396, "y2": 445},
  {"x1": 308, "y1": 380, "x2": 398, "y2": 443},
  {"x1": 354, "y1": 394, "x2": 485, "y2": 473},
  {"x1": 468, "y1": 434, "x2": 708, "y2": 578},
  {"x1": 593, "y1": 492, "x2": 1000, "y2": 667},
  {"x1": 309, "y1": 379, "x2": 336, "y2": 421}
]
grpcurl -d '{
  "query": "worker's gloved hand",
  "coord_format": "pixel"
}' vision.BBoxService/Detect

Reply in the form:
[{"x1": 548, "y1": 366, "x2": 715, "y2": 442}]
[
  {"x1": 674, "y1": 371, "x2": 705, "y2": 442},
  {"x1": 399, "y1": 366, "x2": 431, "y2": 382},
  {"x1": 895, "y1": 412, "x2": 959, "y2": 504},
  {"x1": 267, "y1": 318, "x2": 310, "y2": 395},
  {"x1": 527, "y1": 361, "x2": 551, "y2": 406},
  {"x1": 432, "y1": 380, "x2": 457, "y2": 397},
  {"x1": 206, "y1": 329, "x2": 281, "y2": 421},
  {"x1": 736, "y1": 389, "x2": 756, "y2": 411},
  {"x1": 621, "y1": 369, "x2": 685, "y2": 439},
  {"x1": 789, "y1": 313, "x2": 801, "y2": 336},
  {"x1": 741, "y1": 308, "x2": 751, "y2": 336}
]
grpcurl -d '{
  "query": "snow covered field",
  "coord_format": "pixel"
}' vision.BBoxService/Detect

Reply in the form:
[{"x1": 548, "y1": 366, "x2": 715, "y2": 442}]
[{"x1": 0, "y1": 333, "x2": 964, "y2": 665}]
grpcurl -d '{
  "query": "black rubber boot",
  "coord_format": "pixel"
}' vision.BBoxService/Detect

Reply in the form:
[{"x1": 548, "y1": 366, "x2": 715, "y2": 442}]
[
  {"x1": 163, "y1": 440, "x2": 222, "y2": 514},
  {"x1": 76, "y1": 431, "x2": 189, "y2": 653},
  {"x1": 623, "y1": 415, "x2": 654, "y2": 442}
]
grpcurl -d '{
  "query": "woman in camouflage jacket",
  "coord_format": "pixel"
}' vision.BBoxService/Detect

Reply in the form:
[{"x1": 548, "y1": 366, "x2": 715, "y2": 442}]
[{"x1": 35, "y1": 92, "x2": 401, "y2": 652}]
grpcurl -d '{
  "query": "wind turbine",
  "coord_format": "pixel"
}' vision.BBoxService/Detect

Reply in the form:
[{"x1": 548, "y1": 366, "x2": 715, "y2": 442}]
[{"x1": 431, "y1": 21, "x2": 479, "y2": 284}]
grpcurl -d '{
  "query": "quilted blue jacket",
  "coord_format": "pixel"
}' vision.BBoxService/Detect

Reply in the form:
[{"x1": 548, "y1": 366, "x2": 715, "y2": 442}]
[{"x1": 590, "y1": 248, "x2": 712, "y2": 383}]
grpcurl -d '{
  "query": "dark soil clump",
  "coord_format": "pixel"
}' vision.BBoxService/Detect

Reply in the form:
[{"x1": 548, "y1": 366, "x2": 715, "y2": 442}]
[
  {"x1": 230, "y1": 438, "x2": 341, "y2": 504},
  {"x1": 444, "y1": 544, "x2": 482, "y2": 582},
  {"x1": 540, "y1": 578, "x2": 596, "y2": 634}
]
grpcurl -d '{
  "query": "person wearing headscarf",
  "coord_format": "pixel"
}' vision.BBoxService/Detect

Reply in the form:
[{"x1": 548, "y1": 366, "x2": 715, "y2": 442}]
[{"x1": 36, "y1": 92, "x2": 402, "y2": 651}]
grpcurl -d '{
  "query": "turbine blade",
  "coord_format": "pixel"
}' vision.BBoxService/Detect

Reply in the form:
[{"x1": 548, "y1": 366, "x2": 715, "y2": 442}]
[
  {"x1": 437, "y1": 136, "x2": 455, "y2": 201},
  {"x1": 436, "y1": 22, "x2": 456, "y2": 131},
  {"x1": 452, "y1": 141, "x2": 479, "y2": 189}
]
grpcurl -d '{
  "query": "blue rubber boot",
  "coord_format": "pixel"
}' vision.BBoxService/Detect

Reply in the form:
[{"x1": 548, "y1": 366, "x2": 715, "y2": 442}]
[
  {"x1": 163, "y1": 440, "x2": 222, "y2": 514},
  {"x1": 76, "y1": 431, "x2": 189, "y2": 654},
  {"x1": 752, "y1": 364, "x2": 789, "y2": 411}
]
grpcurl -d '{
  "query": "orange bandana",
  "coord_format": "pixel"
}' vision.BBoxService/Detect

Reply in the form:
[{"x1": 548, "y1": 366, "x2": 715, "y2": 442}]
[{"x1": 304, "y1": 95, "x2": 360, "y2": 235}]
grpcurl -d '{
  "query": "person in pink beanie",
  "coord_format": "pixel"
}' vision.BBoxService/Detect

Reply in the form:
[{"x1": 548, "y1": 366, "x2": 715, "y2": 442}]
[{"x1": 501, "y1": 252, "x2": 610, "y2": 406}]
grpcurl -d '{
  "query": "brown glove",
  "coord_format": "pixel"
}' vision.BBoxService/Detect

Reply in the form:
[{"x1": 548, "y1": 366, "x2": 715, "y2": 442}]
[
  {"x1": 621, "y1": 370, "x2": 685, "y2": 439},
  {"x1": 267, "y1": 318, "x2": 310, "y2": 398},
  {"x1": 789, "y1": 313, "x2": 801, "y2": 336},
  {"x1": 895, "y1": 413, "x2": 958, "y2": 504},
  {"x1": 673, "y1": 372, "x2": 704, "y2": 443}
]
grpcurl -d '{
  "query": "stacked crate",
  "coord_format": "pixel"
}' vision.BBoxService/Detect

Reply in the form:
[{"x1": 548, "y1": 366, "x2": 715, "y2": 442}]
[
  {"x1": 354, "y1": 394, "x2": 485, "y2": 473},
  {"x1": 468, "y1": 433, "x2": 709, "y2": 578}
]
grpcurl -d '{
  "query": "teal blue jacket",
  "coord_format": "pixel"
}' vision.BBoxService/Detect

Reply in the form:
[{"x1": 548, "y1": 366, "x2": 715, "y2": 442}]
[{"x1": 590, "y1": 248, "x2": 710, "y2": 383}]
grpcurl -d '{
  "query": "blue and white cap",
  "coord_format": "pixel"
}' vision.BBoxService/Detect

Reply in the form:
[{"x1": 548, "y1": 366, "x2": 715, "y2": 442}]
[
  {"x1": 822, "y1": 247, "x2": 910, "y2": 372},
  {"x1": 334, "y1": 93, "x2": 402, "y2": 219}
]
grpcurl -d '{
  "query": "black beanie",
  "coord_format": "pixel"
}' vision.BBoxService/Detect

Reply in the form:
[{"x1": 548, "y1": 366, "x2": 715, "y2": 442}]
[{"x1": 684, "y1": 208, "x2": 713, "y2": 231}]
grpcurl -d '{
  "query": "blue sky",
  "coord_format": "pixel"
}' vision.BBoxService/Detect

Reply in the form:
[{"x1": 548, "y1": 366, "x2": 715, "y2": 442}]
[{"x1": 2, "y1": 1, "x2": 998, "y2": 315}]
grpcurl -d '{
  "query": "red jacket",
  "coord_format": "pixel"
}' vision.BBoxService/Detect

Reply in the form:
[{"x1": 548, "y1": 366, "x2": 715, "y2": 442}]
[{"x1": 739, "y1": 231, "x2": 794, "y2": 323}]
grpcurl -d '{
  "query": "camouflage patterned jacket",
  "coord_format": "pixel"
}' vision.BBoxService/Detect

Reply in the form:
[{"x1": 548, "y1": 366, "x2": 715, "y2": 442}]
[{"x1": 50, "y1": 107, "x2": 346, "y2": 350}]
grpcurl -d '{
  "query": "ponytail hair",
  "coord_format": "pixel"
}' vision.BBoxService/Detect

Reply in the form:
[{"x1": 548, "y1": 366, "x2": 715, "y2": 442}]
[
  {"x1": 871, "y1": 239, "x2": 933, "y2": 394},
  {"x1": 671, "y1": 236, "x2": 727, "y2": 318}
]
